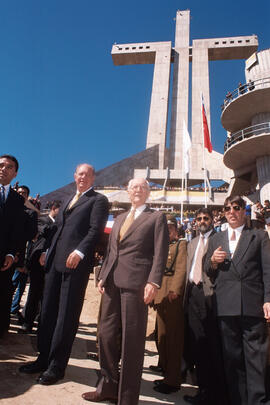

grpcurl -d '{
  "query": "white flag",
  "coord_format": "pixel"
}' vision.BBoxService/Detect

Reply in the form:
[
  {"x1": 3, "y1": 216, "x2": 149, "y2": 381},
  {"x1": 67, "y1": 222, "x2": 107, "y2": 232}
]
[{"x1": 183, "y1": 120, "x2": 191, "y2": 174}]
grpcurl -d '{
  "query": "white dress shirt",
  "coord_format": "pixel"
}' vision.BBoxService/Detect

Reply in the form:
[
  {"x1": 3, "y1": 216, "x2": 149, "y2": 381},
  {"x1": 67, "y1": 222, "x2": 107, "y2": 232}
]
[
  {"x1": 228, "y1": 224, "x2": 245, "y2": 257},
  {"x1": 189, "y1": 229, "x2": 212, "y2": 283}
]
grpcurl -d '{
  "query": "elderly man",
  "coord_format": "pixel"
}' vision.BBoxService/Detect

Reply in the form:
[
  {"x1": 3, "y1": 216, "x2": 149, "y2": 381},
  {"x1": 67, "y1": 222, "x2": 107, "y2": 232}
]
[
  {"x1": 82, "y1": 178, "x2": 169, "y2": 404},
  {"x1": 19, "y1": 164, "x2": 109, "y2": 385},
  {"x1": 205, "y1": 195, "x2": 270, "y2": 405}
]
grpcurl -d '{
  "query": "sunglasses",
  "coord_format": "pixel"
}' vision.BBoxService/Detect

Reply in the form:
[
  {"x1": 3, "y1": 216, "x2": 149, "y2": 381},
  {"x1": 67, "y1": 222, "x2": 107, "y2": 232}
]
[
  {"x1": 224, "y1": 205, "x2": 241, "y2": 212},
  {"x1": 196, "y1": 216, "x2": 211, "y2": 222}
]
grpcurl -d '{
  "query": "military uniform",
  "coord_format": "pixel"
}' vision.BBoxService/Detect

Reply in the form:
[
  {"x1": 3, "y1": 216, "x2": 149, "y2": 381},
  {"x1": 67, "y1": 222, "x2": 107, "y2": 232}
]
[{"x1": 154, "y1": 238, "x2": 187, "y2": 388}]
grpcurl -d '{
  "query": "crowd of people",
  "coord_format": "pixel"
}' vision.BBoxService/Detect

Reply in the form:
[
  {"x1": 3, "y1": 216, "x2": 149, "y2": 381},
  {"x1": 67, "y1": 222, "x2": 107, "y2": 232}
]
[{"x1": 1, "y1": 153, "x2": 270, "y2": 405}]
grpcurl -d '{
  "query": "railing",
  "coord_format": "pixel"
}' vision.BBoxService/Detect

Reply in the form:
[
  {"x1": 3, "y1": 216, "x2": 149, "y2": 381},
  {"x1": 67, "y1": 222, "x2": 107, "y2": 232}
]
[
  {"x1": 221, "y1": 77, "x2": 270, "y2": 111},
  {"x1": 224, "y1": 122, "x2": 270, "y2": 151}
]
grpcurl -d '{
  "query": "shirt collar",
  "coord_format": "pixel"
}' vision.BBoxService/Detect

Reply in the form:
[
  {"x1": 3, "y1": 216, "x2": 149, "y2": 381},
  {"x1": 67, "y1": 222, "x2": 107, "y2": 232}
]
[
  {"x1": 132, "y1": 204, "x2": 146, "y2": 213},
  {"x1": 77, "y1": 186, "x2": 93, "y2": 196},
  {"x1": 0, "y1": 184, "x2": 10, "y2": 197},
  {"x1": 228, "y1": 224, "x2": 245, "y2": 237},
  {"x1": 200, "y1": 229, "x2": 212, "y2": 240},
  {"x1": 48, "y1": 215, "x2": 55, "y2": 222}
]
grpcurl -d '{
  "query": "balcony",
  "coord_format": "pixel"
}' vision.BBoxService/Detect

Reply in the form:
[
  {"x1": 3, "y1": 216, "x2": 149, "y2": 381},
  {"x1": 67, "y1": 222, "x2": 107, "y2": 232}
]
[
  {"x1": 223, "y1": 122, "x2": 270, "y2": 169},
  {"x1": 221, "y1": 77, "x2": 270, "y2": 132}
]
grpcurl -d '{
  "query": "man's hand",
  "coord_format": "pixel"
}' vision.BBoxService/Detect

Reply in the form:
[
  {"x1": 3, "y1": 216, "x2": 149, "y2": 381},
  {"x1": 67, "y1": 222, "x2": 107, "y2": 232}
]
[
  {"x1": 1, "y1": 255, "x2": 14, "y2": 271},
  {"x1": 263, "y1": 302, "x2": 270, "y2": 322},
  {"x1": 211, "y1": 246, "x2": 227, "y2": 268},
  {"x1": 168, "y1": 291, "x2": 178, "y2": 303},
  {"x1": 144, "y1": 283, "x2": 158, "y2": 305},
  {"x1": 39, "y1": 252, "x2": 46, "y2": 266},
  {"x1": 66, "y1": 251, "x2": 81, "y2": 269},
  {"x1": 98, "y1": 280, "x2": 105, "y2": 294}
]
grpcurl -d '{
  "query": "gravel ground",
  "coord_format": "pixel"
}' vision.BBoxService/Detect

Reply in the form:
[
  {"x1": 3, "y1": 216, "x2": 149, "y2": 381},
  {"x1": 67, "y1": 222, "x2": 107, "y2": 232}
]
[{"x1": 0, "y1": 274, "x2": 196, "y2": 404}]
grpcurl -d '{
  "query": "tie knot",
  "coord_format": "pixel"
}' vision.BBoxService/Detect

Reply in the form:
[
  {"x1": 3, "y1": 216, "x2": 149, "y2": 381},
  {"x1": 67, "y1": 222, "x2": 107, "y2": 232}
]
[{"x1": 230, "y1": 230, "x2": 236, "y2": 241}]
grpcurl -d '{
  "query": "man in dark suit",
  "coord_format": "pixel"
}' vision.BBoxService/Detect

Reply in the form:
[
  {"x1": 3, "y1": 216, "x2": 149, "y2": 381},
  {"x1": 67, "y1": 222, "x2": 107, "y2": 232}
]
[
  {"x1": 183, "y1": 208, "x2": 227, "y2": 405},
  {"x1": 11, "y1": 185, "x2": 38, "y2": 318},
  {"x1": 19, "y1": 163, "x2": 109, "y2": 384},
  {"x1": 82, "y1": 178, "x2": 169, "y2": 404},
  {"x1": 205, "y1": 195, "x2": 270, "y2": 405},
  {"x1": 19, "y1": 200, "x2": 61, "y2": 333},
  {"x1": 0, "y1": 155, "x2": 25, "y2": 338}
]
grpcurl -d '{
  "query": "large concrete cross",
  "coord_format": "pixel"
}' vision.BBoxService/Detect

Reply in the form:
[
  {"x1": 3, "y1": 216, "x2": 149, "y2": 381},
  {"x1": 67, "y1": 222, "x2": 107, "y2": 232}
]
[{"x1": 111, "y1": 10, "x2": 257, "y2": 186}]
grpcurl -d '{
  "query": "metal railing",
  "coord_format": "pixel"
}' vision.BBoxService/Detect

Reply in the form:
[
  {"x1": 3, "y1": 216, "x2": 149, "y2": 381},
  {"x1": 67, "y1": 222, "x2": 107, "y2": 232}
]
[
  {"x1": 224, "y1": 122, "x2": 270, "y2": 151},
  {"x1": 221, "y1": 76, "x2": 270, "y2": 111}
]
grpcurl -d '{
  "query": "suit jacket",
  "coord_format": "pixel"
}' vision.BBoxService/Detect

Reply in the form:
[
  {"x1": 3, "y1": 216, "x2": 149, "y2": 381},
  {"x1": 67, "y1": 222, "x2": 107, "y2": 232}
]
[
  {"x1": 99, "y1": 207, "x2": 169, "y2": 290},
  {"x1": 185, "y1": 230, "x2": 216, "y2": 302},
  {"x1": 16, "y1": 206, "x2": 38, "y2": 267},
  {"x1": 0, "y1": 187, "x2": 25, "y2": 267},
  {"x1": 154, "y1": 239, "x2": 187, "y2": 305},
  {"x1": 45, "y1": 189, "x2": 109, "y2": 273},
  {"x1": 204, "y1": 227, "x2": 270, "y2": 318},
  {"x1": 26, "y1": 215, "x2": 56, "y2": 268}
]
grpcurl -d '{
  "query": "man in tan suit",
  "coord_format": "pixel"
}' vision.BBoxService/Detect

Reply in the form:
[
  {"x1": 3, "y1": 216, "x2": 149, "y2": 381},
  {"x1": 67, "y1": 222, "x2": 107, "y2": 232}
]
[
  {"x1": 82, "y1": 178, "x2": 169, "y2": 405},
  {"x1": 153, "y1": 215, "x2": 187, "y2": 394},
  {"x1": 183, "y1": 208, "x2": 227, "y2": 405}
]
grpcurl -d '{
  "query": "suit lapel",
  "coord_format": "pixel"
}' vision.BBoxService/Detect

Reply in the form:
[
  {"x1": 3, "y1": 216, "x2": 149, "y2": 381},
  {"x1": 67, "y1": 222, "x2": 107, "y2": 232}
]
[
  {"x1": 232, "y1": 227, "x2": 254, "y2": 266},
  {"x1": 66, "y1": 189, "x2": 95, "y2": 212},
  {"x1": 119, "y1": 207, "x2": 152, "y2": 242},
  {"x1": 113, "y1": 212, "x2": 128, "y2": 241}
]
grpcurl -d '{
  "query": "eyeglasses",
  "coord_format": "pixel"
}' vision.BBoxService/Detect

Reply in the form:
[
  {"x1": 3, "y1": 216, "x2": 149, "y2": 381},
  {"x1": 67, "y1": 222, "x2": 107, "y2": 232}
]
[
  {"x1": 224, "y1": 205, "x2": 241, "y2": 212},
  {"x1": 196, "y1": 216, "x2": 211, "y2": 222}
]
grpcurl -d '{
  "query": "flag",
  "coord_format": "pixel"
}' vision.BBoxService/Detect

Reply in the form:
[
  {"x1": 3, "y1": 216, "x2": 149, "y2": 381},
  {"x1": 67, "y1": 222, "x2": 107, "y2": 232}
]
[
  {"x1": 201, "y1": 94, "x2": 213, "y2": 153},
  {"x1": 182, "y1": 120, "x2": 191, "y2": 174}
]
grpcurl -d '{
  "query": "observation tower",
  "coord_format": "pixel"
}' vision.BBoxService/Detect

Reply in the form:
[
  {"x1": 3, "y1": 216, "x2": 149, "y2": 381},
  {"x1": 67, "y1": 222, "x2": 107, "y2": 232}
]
[{"x1": 222, "y1": 49, "x2": 270, "y2": 202}]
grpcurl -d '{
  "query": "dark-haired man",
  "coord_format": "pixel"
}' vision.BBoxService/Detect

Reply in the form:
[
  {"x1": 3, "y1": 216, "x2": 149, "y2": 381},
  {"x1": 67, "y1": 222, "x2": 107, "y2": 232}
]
[
  {"x1": 11, "y1": 185, "x2": 38, "y2": 319},
  {"x1": 19, "y1": 200, "x2": 61, "y2": 333},
  {"x1": 0, "y1": 155, "x2": 25, "y2": 337},
  {"x1": 183, "y1": 208, "x2": 227, "y2": 405},
  {"x1": 205, "y1": 196, "x2": 270, "y2": 405}
]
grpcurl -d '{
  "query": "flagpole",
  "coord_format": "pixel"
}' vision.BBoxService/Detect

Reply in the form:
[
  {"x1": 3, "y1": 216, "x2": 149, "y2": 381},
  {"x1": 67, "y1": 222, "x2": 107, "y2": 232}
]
[
  {"x1": 201, "y1": 93, "x2": 207, "y2": 208},
  {"x1": 180, "y1": 145, "x2": 184, "y2": 224}
]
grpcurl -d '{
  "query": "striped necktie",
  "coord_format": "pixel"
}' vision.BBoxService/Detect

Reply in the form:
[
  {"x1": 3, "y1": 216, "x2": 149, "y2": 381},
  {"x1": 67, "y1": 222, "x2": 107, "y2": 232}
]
[{"x1": 0, "y1": 186, "x2": 5, "y2": 206}]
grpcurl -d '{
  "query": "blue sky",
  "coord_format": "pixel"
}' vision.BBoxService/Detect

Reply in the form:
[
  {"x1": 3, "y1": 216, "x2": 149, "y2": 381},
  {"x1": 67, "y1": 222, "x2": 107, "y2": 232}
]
[{"x1": 1, "y1": 0, "x2": 269, "y2": 196}]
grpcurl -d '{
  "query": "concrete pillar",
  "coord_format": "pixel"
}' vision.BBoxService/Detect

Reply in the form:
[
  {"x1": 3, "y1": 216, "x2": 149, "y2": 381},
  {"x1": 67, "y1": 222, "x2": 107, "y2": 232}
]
[
  {"x1": 169, "y1": 10, "x2": 190, "y2": 170},
  {"x1": 146, "y1": 43, "x2": 171, "y2": 169},
  {"x1": 256, "y1": 155, "x2": 270, "y2": 202}
]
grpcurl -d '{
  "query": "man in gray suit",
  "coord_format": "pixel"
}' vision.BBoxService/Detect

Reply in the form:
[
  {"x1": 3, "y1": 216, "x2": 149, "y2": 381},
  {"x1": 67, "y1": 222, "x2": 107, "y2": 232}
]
[
  {"x1": 183, "y1": 208, "x2": 227, "y2": 405},
  {"x1": 205, "y1": 195, "x2": 270, "y2": 405},
  {"x1": 82, "y1": 178, "x2": 169, "y2": 405}
]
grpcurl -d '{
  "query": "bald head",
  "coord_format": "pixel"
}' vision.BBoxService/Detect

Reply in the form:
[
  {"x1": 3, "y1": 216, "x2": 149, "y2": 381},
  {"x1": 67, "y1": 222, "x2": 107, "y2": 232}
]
[{"x1": 74, "y1": 163, "x2": 95, "y2": 192}]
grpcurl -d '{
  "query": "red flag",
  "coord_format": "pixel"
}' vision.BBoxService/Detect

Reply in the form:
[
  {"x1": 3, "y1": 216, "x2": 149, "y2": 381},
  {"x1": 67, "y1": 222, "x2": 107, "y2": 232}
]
[{"x1": 201, "y1": 95, "x2": 213, "y2": 153}]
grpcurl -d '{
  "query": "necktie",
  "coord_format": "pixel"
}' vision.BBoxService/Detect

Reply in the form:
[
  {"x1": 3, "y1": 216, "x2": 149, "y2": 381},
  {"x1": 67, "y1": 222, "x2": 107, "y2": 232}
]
[
  {"x1": 0, "y1": 186, "x2": 5, "y2": 206},
  {"x1": 68, "y1": 192, "x2": 82, "y2": 210},
  {"x1": 119, "y1": 209, "x2": 136, "y2": 241},
  {"x1": 230, "y1": 230, "x2": 236, "y2": 241},
  {"x1": 192, "y1": 235, "x2": 205, "y2": 285}
]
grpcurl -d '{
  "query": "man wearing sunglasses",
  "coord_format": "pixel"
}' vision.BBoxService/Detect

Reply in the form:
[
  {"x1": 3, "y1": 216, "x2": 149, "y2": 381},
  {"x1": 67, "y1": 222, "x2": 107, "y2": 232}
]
[
  {"x1": 183, "y1": 208, "x2": 227, "y2": 405},
  {"x1": 205, "y1": 195, "x2": 270, "y2": 405}
]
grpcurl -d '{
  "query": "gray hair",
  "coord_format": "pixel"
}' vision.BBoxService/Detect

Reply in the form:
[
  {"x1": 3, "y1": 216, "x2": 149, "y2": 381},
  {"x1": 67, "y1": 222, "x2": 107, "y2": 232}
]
[{"x1": 127, "y1": 178, "x2": 150, "y2": 190}]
